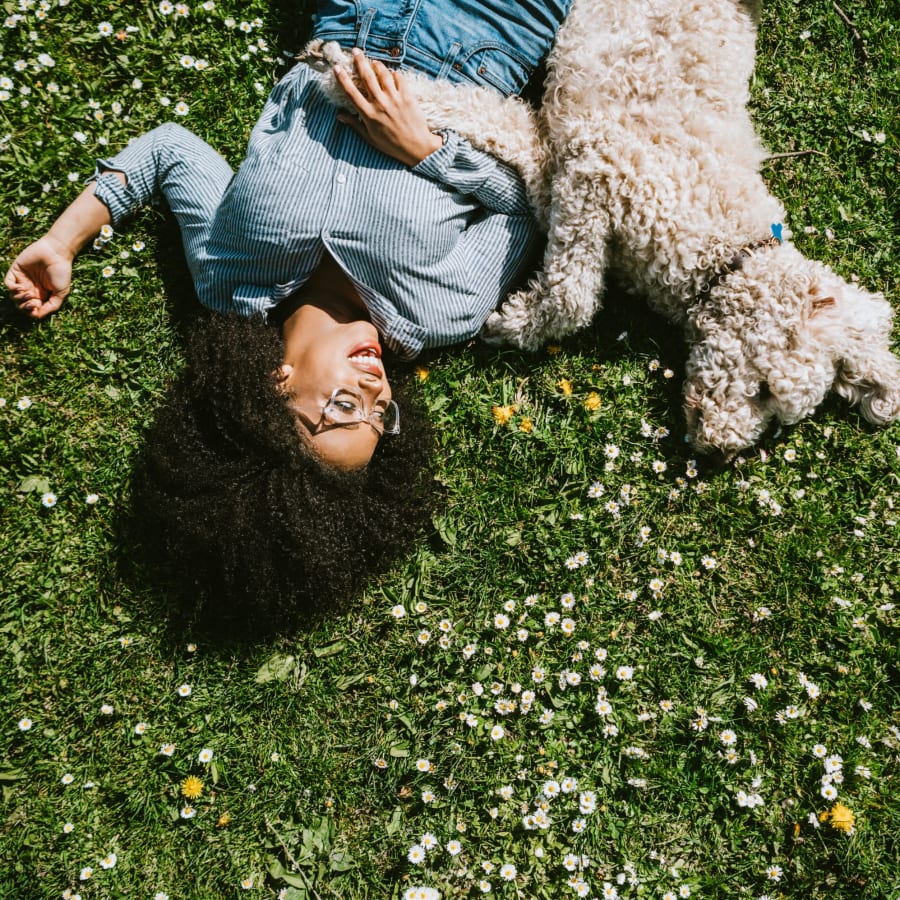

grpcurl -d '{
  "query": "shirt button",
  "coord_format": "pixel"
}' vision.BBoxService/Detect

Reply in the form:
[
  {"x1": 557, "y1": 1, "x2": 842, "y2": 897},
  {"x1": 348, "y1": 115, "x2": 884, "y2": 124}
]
[
  {"x1": 388, "y1": 46, "x2": 401, "y2": 57},
  {"x1": 336, "y1": 173, "x2": 346, "y2": 184}
]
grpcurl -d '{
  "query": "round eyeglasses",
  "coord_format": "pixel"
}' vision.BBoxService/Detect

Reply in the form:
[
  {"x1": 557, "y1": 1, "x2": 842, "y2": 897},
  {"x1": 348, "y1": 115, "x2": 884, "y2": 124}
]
[{"x1": 320, "y1": 388, "x2": 400, "y2": 435}]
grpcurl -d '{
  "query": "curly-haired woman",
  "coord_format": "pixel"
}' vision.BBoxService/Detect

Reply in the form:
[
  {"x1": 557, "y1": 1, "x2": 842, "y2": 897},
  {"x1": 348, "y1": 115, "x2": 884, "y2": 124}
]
[{"x1": 5, "y1": 0, "x2": 571, "y2": 632}]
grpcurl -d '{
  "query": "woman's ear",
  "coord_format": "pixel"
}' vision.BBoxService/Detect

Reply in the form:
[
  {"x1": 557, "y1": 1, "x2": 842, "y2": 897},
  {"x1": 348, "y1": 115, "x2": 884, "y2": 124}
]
[{"x1": 274, "y1": 364, "x2": 293, "y2": 393}]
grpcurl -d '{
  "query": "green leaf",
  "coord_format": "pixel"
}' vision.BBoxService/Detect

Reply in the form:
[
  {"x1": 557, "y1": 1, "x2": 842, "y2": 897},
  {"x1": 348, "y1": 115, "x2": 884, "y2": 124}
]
[
  {"x1": 386, "y1": 807, "x2": 403, "y2": 836},
  {"x1": 335, "y1": 673, "x2": 366, "y2": 691},
  {"x1": 329, "y1": 850, "x2": 355, "y2": 872},
  {"x1": 313, "y1": 641, "x2": 345, "y2": 658},
  {"x1": 17, "y1": 475, "x2": 50, "y2": 494},
  {"x1": 254, "y1": 653, "x2": 296, "y2": 683}
]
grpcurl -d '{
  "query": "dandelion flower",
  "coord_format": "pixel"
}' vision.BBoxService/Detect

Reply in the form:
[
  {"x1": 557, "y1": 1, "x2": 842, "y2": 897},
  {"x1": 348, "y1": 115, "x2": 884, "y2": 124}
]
[
  {"x1": 181, "y1": 775, "x2": 203, "y2": 799},
  {"x1": 491, "y1": 405, "x2": 515, "y2": 426},
  {"x1": 826, "y1": 802, "x2": 856, "y2": 833}
]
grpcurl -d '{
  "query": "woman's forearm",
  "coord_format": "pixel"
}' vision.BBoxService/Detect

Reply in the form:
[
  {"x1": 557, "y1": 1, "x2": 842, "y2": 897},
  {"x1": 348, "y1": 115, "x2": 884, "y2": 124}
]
[{"x1": 46, "y1": 174, "x2": 125, "y2": 257}]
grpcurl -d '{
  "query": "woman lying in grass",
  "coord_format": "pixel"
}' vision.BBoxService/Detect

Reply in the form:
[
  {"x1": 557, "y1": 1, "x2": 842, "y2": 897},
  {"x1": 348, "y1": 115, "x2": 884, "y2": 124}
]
[{"x1": 5, "y1": 1, "x2": 569, "y2": 632}]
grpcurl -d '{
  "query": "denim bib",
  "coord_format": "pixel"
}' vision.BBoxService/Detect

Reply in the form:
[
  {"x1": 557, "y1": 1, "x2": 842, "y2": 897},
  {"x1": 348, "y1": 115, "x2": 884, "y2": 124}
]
[{"x1": 311, "y1": 0, "x2": 573, "y2": 97}]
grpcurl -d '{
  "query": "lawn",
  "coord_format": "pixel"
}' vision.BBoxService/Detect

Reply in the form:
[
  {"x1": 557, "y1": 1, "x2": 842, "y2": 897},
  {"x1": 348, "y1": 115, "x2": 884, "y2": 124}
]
[{"x1": 1, "y1": 1, "x2": 898, "y2": 898}]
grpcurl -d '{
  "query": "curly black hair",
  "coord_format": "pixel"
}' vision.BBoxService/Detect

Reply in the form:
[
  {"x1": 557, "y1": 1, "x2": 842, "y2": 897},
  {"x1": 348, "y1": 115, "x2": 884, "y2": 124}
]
[{"x1": 132, "y1": 311, "x2": 435, "y2": 636}]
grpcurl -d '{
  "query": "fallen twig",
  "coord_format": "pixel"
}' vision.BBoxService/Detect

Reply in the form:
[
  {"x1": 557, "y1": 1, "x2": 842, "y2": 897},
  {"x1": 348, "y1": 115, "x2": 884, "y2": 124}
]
[
  {"x1": 264, "y1": 817, "x2": 323, "y2": 900},
  {"x1": 762, "y1": 149, "x2": 828, "y2": 163},
  {"x1": 833, "y1": 1, "x2": 870, "y2": 63}
]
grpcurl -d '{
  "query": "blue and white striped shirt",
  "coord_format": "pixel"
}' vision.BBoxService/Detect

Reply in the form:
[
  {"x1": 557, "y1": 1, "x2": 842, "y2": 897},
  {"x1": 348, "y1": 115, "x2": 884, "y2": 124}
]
[{"x1": 93, "y1": 62, "x2": 541, "y2": 359}]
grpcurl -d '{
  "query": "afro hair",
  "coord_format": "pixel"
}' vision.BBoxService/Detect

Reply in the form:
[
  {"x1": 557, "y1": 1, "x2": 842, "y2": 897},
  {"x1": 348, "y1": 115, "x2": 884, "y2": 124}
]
[{"x1": 132, "y1": 311, "x2": 436, "y2": 636}]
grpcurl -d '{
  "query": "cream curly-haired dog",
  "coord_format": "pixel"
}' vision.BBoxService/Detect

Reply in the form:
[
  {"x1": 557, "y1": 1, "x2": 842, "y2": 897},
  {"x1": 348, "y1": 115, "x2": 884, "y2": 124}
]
[{"x1": 482, "y1": 0, "x2": 900, "y2": 457}]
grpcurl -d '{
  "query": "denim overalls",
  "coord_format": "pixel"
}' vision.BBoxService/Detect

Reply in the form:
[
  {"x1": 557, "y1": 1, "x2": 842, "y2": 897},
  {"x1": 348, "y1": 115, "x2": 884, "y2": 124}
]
[{"x1": 311, "y1": 0, "x2": 573, "y2": 97}]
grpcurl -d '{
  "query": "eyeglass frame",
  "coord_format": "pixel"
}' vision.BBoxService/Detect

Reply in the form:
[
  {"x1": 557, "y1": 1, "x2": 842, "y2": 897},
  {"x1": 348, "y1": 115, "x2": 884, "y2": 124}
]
[{"x1": 293, "y1": 387, "x2": 400, "y2": 437}]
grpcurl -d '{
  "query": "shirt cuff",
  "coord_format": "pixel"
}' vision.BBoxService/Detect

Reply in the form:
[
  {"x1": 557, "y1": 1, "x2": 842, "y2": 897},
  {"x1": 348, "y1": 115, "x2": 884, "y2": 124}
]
[
  {"x1": 410, "y1": 129, "x2": 458, "y2": 181},
  {"x1": 89, "y1": 163, "x2": 137, "y2": 228}
]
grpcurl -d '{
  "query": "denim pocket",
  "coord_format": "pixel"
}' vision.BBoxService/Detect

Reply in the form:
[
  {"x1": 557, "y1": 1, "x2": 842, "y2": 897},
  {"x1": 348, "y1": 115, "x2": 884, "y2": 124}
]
[{"x1": 457, "y1": 44, "x2": 533, "y2": 96}]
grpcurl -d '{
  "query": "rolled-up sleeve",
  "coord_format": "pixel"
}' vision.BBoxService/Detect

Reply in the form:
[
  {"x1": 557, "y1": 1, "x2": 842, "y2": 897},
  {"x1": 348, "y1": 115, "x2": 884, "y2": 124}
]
[{"x1": 412, "y1": 129, "x2": 534, "y2": 217}]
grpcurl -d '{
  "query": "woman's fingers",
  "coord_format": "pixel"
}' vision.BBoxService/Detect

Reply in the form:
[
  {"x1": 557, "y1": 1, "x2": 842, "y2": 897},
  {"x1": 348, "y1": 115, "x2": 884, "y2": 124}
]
[
  {"x1": 333, "y1": 61, "x2": 373, "y2": 117},
  {"x1": 351, "y1": 48, "x2": 394, "y2": 100}
]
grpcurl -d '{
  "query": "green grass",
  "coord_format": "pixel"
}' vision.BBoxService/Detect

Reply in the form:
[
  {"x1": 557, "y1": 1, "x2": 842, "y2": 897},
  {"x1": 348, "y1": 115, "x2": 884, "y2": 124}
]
[{"x1": 1, "y1": 1, "x2": 899, "y2": 898}]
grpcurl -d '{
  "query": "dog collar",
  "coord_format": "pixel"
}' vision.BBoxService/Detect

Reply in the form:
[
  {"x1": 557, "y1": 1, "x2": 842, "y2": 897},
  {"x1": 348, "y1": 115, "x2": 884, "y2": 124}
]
[{"x1": 702, "y1": 224, "x2": 784, "y2": 295}]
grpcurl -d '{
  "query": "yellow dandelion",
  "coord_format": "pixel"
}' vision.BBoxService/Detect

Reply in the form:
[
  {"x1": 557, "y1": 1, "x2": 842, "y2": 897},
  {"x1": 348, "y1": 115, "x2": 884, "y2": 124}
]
[
  {"x1": 216, "y1": 811, "x2": 232, "y2": 828},
  {"x1": 546, "y1": 345, "x2": 562, "y2": 355},
  {"x1": 181, "y1": 775, "x2": 203, "y2": 800},
  {"x1": 557, "y1": 378, "x2": 573, "y2": 396},
  {"x1": 492, "y1": 405, "x2": 516, "y2": 426},
  {"x1": 584, "y1": 392, "x2": 602, "y2": 411},
  {"x1": 518, "y1": 417, "x2": 533, "y2": 433},
  {"x1": 827, "y1": 803, "x2": 856, "y2": 833},
  {"x1": 414, "y1": 365, "x2": 429, "y2": 381}
]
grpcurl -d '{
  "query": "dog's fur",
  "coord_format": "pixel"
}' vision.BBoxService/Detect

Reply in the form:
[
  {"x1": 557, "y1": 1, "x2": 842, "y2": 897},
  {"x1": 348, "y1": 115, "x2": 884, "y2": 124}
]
[{"x1": 481, "y1": 0, "x2": 900, "y2": 456}]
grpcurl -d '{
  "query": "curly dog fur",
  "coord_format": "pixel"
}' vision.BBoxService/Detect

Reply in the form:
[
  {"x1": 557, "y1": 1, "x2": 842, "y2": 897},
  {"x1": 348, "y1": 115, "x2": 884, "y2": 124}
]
[{"x1": 482, "y1": 0, "x2": 900, "y2": 456}]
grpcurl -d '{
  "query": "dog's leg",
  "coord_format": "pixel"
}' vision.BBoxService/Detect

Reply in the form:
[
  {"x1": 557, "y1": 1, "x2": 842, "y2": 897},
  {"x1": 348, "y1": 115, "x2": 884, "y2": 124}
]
[{"x1": 482, "y1": 153, "x2": 612, "y2": 350}]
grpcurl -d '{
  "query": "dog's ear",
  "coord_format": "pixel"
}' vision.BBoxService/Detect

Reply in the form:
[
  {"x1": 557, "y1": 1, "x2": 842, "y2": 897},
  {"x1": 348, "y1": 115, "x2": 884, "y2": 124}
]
[{"x1": 809, "y1": 285, "x2": 900, "y2": 425}]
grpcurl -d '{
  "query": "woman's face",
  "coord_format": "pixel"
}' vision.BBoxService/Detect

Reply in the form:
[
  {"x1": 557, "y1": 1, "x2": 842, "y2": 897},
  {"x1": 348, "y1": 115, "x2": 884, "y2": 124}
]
[{"x1": 280, "y1": 302, "x2": 393, "y2": 470}]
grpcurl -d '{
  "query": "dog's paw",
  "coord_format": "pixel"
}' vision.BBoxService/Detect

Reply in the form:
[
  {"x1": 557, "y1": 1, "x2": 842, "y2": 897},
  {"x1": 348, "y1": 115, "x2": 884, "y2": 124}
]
[
  {"x1": 480, "y1": 300, "x2": 548, "y2": 352},
  {"x1": 479, "y1": 309, "x2": 521, "y2": 347}
]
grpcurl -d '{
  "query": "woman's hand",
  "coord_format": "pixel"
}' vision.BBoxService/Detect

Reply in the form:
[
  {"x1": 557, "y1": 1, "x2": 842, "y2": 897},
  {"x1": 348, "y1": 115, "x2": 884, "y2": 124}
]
[
  {"x1": 5, "y1": 235, "x2": 74, "y2": 320},
  {"x1": 333, "y1": 49, "x2": 443, "y2": 167}
]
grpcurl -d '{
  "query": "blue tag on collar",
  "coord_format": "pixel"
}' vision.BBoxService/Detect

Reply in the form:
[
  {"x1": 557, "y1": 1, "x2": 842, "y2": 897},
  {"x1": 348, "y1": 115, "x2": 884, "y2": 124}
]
[{"x1": 771, "y1": 223, "x2": 784, "y2": 243}]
